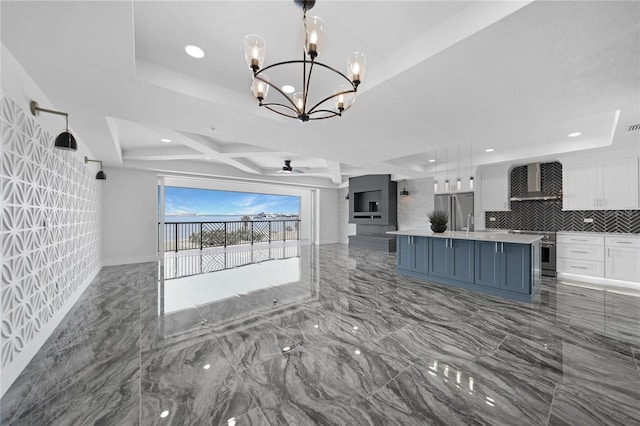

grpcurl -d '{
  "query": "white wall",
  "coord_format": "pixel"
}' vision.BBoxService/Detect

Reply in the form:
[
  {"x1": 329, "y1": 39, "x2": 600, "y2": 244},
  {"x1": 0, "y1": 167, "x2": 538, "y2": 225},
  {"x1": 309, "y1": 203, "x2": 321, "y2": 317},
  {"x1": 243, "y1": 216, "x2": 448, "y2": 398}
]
[
  {"x1": 317, "y1": 188, "x2": 340, "y2": 244},
  {"x1": 337, "y1": 187, "x2": 351, "y2": 244},
  {"x1": 397, "y1": 177, "x2": 435, "y2": 230},
  {"x1": 102, "y1": 168, "x2": 159, "y2": 265},
  {"x1": 1, "y1": 47, "x2": 102, "y2": 397}
]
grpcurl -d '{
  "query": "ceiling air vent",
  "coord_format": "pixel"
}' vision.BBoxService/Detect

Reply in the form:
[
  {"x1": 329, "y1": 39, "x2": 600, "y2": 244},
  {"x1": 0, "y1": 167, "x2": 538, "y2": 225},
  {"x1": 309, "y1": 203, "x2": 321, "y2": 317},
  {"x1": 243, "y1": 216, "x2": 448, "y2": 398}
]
[{"x1": 628, "y1": 124, "x2": 640, "y2": 132}]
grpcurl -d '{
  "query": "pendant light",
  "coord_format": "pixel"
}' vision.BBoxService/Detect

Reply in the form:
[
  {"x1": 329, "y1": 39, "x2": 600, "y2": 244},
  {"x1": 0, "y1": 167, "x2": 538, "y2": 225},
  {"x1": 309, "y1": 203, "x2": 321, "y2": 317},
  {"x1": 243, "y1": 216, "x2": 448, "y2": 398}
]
[
  {"x1": 469, "y1": 143, "x2": 474, "y2": 190},
  {"x1": 433, "y1": 150, "x2": 439, "y2": 193},
  {"x1": 444, "y1": 147, "x2": 450, "y2": 192},
  {"x1": 456, "y1": 145, "x2": 462, "y2": 190}
]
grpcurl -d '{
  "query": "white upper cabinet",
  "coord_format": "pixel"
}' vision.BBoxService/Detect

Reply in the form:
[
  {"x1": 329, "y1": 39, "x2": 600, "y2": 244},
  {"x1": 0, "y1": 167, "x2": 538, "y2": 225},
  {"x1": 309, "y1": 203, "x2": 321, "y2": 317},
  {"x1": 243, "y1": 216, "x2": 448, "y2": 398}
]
[
  {"x1": 601, "y1": 158, "x2": 639, "y2": 209},
  {"x1": 479, "y1": 165, "x2": 510, "y2": 211},
  {"x1": 563, "y1": 157, "x2": 639, "y2": 210}
]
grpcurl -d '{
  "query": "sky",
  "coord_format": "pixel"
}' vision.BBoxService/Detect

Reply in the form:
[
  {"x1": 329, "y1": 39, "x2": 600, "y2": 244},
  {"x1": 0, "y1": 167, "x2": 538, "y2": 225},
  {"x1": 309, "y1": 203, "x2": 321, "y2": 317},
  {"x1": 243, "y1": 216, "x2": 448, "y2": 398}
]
[{"x1": 165, "y1": 187, "x2": 300, "y2": 216}]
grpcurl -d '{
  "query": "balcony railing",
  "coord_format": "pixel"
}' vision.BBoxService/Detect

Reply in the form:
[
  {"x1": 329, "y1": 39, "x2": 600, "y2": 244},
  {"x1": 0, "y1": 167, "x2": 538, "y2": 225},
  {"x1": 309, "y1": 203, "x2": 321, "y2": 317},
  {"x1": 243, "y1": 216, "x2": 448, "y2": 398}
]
[
  {"x1": 160, "y1": 219, "x2": 301, "y2": 252},
  {"x1": 164, "y1": 245, "x2": 302, "y2": 280}
]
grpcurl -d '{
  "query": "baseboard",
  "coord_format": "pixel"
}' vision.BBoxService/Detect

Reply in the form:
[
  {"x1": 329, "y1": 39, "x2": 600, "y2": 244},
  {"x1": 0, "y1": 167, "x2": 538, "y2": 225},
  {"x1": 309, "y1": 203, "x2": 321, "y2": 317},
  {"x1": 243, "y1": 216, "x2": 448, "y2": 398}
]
[
  {"x1": 102, "y1": 254, "x2": 159, "y2": 266},
  {"x1": 557, "y1": 272, "x2": 640, "y2": 293},
  {"x1": 0, "y1": 265, "x2": 101, "y2": 399}
]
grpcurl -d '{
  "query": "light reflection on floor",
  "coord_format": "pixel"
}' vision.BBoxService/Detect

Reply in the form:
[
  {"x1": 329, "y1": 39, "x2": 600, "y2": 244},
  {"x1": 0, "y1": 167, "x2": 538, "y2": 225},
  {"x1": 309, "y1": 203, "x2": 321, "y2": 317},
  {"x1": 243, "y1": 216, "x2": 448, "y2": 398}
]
[{"x1": 159, "y1": 241, "x2": 318, "y2": 336}]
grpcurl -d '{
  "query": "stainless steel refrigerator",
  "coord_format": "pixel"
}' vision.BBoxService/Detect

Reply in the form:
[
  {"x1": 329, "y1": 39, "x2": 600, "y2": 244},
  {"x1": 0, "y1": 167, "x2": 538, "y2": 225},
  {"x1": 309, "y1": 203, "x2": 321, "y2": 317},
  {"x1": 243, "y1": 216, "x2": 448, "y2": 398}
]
[{"x1": 434, "y1": 192, "x2": 474, "y2": 231}]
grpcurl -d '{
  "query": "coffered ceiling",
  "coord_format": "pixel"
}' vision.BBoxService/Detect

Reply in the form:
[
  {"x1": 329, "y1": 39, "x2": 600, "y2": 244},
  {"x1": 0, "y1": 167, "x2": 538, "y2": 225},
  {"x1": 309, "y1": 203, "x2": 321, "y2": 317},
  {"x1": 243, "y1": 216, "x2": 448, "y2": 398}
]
[{"x1": 2, "y1": 1, "x2": 638, "y2": 187}]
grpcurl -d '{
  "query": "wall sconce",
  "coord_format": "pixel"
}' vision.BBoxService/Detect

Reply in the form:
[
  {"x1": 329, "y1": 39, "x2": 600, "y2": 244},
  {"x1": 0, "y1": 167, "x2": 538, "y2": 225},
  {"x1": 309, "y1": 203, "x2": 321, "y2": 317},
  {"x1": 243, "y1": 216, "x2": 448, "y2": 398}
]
[
  {"x1": 400, "y1": 188, "x2": 409, "y2": 196},
  {"x1": 84, "y1": 156, "x2": 107, "y2": 180},
  {"x1": 345, "y1": 193, "x2": 350, "y2": 200},
  {"x1": 30, "y1": 100, "x2": 77, "y2": 151}
]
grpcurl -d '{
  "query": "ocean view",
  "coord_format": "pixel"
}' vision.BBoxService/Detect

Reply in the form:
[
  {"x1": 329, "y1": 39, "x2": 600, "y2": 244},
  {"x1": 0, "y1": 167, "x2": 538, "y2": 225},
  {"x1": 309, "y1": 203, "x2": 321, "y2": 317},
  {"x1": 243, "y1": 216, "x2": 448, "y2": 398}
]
[{"x1": 164, "y1": 214, "x2": 298, "y2": 223}]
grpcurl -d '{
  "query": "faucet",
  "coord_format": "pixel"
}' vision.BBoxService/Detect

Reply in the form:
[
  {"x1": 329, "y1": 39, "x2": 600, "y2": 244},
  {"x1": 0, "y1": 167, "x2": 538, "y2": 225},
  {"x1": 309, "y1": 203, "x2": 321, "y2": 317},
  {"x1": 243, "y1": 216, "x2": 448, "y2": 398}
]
[{"x1": 466, "y1": 213, "x2": 474, "y2": 233}]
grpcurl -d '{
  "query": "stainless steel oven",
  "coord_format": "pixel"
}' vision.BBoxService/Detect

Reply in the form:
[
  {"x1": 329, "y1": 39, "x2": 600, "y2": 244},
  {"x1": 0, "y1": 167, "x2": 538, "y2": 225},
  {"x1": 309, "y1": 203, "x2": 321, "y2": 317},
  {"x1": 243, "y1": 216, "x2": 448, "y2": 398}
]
[
  {"x1": 509, "y1": 230, "x2": 557, "y2": 277},
  {"x1": 540, "y1": 239, "x2": 556, "y2": 277}
]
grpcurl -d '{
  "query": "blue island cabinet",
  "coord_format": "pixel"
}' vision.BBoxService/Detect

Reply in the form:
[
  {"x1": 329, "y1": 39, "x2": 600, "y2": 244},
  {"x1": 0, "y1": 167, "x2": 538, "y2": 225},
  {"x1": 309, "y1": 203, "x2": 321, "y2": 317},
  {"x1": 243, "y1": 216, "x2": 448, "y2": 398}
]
[
  {"x1": 393, "y1": 231, "x2": 539, "y2": 302},
  {"x1": 475, "y1": 241, "x2": 531, "y2": 294},
  {"x1": 396, "y1": 235, "x2": 429, "y2": 275},
  {"x1": 427, "y1": 238, "x2": 474, "y2": 283}
]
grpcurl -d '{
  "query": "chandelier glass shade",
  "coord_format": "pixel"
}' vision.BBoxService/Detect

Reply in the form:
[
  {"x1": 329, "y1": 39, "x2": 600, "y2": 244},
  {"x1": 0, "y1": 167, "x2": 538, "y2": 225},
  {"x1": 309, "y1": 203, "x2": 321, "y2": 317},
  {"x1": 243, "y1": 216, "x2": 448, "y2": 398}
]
[{"x1": 244, "y1": 0, "x2": 365, "y2": 122}]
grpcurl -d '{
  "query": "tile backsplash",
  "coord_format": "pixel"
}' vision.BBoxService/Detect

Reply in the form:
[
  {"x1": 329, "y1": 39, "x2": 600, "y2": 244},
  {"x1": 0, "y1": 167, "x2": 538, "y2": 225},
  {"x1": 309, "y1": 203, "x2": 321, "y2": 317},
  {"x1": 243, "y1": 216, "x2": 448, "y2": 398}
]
[{"x1": 485, "y1": 162, "x2": 640, "y2": 233}]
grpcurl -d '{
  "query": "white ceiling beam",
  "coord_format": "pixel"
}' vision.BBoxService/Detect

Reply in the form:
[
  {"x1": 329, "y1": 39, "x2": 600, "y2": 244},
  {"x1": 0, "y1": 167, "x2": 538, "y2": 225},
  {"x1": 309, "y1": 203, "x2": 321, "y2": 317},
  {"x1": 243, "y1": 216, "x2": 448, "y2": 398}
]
[
  {"x1": 104, "y1": 117, "x2": 124, "y2": 165},
  {"x1": 175, "y1": 131, "x2": 263, "y2": 174},
  {"x1": 325, "y1": 160, "x2": 343, "y2": 185},
  {"x1": 123, "y1": 146, "x2": 205, "y2": 161}
]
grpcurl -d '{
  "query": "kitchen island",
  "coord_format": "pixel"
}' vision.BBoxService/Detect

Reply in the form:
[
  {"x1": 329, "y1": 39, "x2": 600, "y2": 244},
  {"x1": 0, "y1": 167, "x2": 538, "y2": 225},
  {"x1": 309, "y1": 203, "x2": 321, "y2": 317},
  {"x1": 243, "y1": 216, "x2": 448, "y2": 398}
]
[{"x1": 387, "y1": 230, "x2": 542, "y2": 302}]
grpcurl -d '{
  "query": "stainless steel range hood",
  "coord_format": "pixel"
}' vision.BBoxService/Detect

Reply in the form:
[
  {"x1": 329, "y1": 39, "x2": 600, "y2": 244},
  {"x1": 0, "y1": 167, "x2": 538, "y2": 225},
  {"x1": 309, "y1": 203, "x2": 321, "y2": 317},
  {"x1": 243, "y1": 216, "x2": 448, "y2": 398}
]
[{"x1": 510, "y1": 163, "x2": 561, "y2": 201}]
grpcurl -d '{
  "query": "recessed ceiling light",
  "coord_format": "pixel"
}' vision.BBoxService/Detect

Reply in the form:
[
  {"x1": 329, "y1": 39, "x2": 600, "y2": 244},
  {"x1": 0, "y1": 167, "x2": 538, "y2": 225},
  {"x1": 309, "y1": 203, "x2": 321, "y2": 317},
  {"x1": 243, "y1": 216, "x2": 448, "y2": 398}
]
[
  {"x1": 203, "y1": 364, "x2": 211, "y2": 370},
  {"x1": 160, "y1": 410, "x2": 169, "y2": 418},
  {"x1": 206, "y1": 157, "x2": 211, "y2": 160},
  {"x1": 282, "y1": 85, "x2": 295, "y2": 94},
  {"x1": 568, "y1": 132, "x2": 582, "y2": 137},
  {"x1": 485, "y1": 148, "x2": 495, "y2": 152},
  {"x1": 428, "y1": 159, "x2": 436, "y2": 163},
  {"x1": 185, "y1": 45, "x2": 205, "y2": 59},
  {"x1": 161, "y1": 138, "x2": 171, "y2": 143}
]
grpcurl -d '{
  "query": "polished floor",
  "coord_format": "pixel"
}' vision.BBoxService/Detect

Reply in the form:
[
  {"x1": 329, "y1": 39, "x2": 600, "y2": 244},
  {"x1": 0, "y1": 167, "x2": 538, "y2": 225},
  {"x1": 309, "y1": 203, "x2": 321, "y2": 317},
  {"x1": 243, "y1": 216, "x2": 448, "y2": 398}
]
[{"x1": 1, "y1": 243, "x2": 640, "y2": 425}]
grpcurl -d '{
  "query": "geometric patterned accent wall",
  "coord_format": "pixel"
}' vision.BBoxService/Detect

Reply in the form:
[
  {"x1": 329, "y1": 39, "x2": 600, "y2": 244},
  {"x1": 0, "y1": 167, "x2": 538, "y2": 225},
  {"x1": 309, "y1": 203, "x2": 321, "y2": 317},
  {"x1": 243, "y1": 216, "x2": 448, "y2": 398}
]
[
  {"x1": 485, "y1": 161, "x2": 640, "y2": 233},
  {"x1": 0, "y1": 94, "x2": 102, "y2": 370}
]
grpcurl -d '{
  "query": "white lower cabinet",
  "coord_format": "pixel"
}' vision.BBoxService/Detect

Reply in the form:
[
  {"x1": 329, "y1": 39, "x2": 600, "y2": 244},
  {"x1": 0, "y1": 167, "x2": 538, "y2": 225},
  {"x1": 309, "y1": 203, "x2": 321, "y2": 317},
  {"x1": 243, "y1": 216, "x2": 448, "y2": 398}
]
[
  {"x1": 605, "y1": 236, "x2": 640, "y2": 282},
  {"x1": 557, "y1": 257, "x2": 605, "y2": 278},
  {"x1": 557, "y1": 233, "x2": 604, "y2": 278},
  {"x1": 558, "y1": 232, "x2": 640, "y2": 284}
]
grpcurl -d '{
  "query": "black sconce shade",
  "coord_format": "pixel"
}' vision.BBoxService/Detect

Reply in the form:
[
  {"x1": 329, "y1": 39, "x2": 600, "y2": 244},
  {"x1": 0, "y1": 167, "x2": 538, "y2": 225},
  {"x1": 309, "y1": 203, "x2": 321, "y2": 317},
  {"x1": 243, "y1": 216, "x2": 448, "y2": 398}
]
[
  {"x1": 54, "y1": 131, "x2": 78, "y2": 151},
  {"x1": 400, "y1": 188, "x2": 409, "y2": 196}
]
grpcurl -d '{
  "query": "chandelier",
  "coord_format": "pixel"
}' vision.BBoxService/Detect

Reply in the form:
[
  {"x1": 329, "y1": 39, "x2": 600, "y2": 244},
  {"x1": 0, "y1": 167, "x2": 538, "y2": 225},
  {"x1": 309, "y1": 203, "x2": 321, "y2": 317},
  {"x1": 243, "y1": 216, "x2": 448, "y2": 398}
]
[{"x1": 244, "y1": 0, "x2": 366, "y2": 122}]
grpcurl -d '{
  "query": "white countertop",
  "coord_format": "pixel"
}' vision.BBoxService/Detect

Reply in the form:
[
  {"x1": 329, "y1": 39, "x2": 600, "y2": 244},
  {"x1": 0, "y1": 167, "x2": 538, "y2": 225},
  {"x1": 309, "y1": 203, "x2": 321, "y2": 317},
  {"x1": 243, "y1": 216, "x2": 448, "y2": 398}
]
[
  {"x1": 557, "y1": 231, "x2": 640, "y2": 238},
  {"x1": 387, "y1": 229, "x2": 542, "y2": 244}
]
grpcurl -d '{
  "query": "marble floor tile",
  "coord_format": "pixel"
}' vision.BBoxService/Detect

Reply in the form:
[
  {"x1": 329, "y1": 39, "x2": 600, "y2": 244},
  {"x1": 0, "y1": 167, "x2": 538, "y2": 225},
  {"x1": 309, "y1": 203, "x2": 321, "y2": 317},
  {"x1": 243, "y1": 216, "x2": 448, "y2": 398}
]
[
  {"x1": 215, "y1": 318, "x2": 303, "y2": 370},
  {"x1": 240, "y1": 348, "x2": 400, "y2": 426},
  {"x1": 374, "y1": 318, "x2": 507, "y2": 362},
  {"x1": 369, "y1": 349, "x2": 557, "y2": 426},
  {"x1": 633, "y1": 347, "x2": 640, "y2": 373},
  {"x1": 548, "y1": 378, "x2": 640, "y2": 426},
  {"x1": 2, "y1": 243, "x2": 640, "y2": 425},
  {"x1": 140, "y1": 335, "x2": 256, "y2": 425}
]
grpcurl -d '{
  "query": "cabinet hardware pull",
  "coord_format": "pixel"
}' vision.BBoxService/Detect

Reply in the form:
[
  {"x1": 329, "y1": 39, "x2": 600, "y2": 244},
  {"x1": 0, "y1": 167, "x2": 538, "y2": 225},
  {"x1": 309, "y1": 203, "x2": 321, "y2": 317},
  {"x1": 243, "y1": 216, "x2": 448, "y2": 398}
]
[
  {"x1": 570, "y1": 266, "x2": 588, "y2": 269},
  {"x1": 570, "y1": 239, "x2": 588, "y2": 242},
  {"x1": 495, "y1": 242, "x2": 498, "y2": 253},
  {"x1": 608, "y1": 248, "x2": 610, "y2": 257},
  {"x1": 570, "y1": 251, "x2": 588, "y2": 254},
  {"x1": 616, "y1": 241, "x2": 633, "y2": 244}
]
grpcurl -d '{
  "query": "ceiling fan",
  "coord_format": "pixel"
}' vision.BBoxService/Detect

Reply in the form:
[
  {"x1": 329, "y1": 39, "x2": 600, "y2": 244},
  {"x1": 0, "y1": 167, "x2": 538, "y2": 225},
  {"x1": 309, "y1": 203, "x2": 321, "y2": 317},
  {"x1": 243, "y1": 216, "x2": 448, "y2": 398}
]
[{"x1": 277, "y1": 159, "x2": 305, "y2": 174}]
